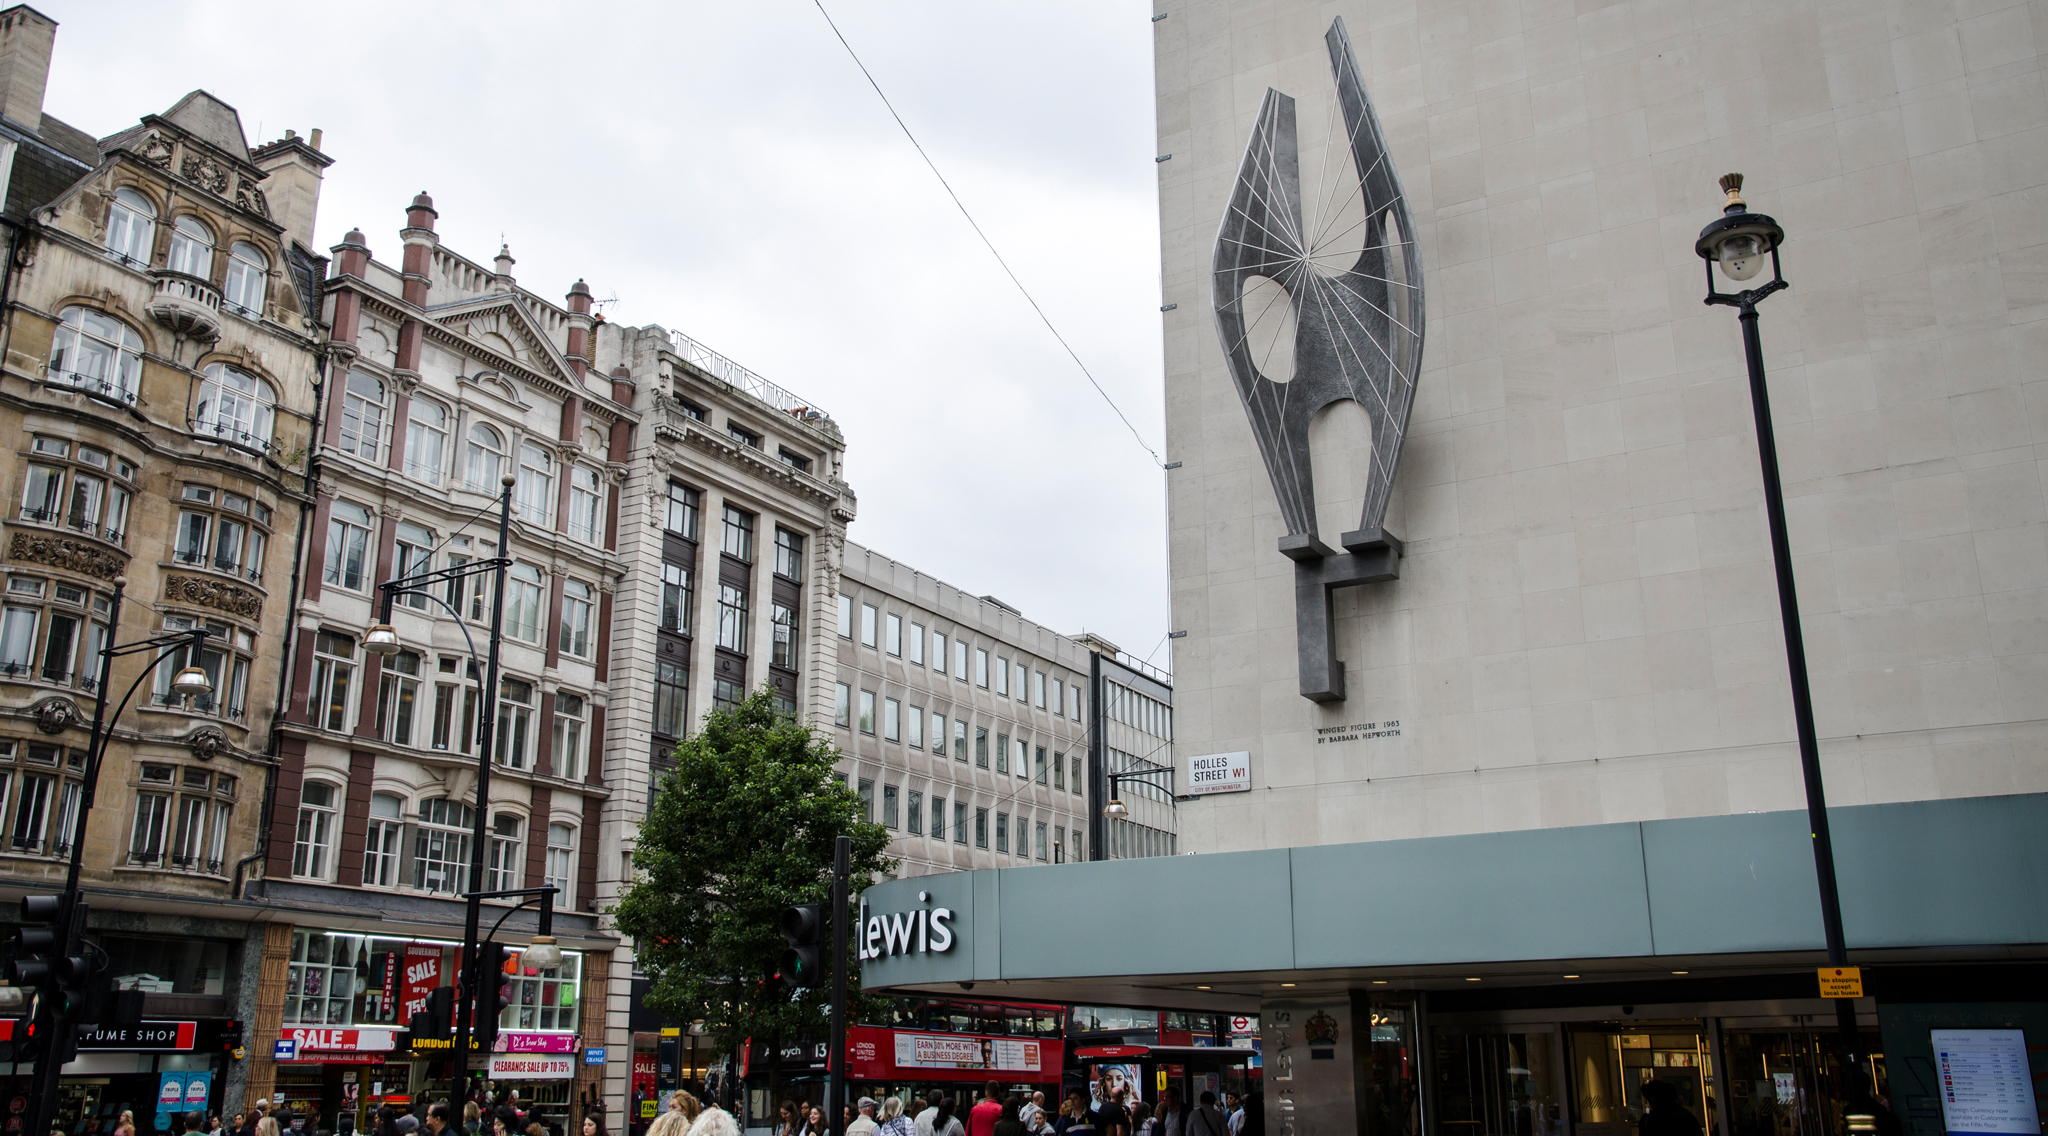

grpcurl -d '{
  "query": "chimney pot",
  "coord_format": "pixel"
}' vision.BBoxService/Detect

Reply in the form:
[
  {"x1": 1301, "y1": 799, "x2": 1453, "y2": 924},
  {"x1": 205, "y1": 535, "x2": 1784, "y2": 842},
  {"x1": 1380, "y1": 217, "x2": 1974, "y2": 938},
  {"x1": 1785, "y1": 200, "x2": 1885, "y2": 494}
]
[{"x1": 309, "y1": 127, "x2": 323, "y2": 151}]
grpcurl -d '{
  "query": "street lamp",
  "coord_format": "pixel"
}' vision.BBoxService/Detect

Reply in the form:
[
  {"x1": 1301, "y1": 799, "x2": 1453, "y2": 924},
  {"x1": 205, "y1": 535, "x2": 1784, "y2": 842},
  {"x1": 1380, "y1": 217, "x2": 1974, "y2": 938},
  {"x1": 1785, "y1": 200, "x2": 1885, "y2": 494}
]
[
  {"x1": 371, "y1": 472, "x2": 516, "y2": 1095},
  {"x1": 1697, "y1": 173, "x2": 1865, "y2": 1107},
  {"x1": 1099, "y1": 764, "x2": 1173, "y2": 855},
  {"x1": 24, "y1": 576, "x2": 214, "y2": 1136}
]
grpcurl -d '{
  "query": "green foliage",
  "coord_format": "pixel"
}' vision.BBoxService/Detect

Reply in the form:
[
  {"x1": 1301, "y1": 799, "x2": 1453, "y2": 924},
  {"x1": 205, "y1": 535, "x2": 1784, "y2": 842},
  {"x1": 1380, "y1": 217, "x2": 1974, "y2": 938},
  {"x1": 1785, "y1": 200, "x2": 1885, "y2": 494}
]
[{"x1": 613, "y1": 687, "x2": 895, "y2": 1061}]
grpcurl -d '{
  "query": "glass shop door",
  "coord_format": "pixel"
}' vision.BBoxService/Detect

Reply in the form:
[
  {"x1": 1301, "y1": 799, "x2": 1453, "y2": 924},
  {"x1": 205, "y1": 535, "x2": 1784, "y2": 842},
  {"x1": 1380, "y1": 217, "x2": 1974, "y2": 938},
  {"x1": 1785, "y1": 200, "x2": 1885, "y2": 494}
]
[{"x1": 1565, "y1": 1023, "x2": 1714, "y2": 1136}]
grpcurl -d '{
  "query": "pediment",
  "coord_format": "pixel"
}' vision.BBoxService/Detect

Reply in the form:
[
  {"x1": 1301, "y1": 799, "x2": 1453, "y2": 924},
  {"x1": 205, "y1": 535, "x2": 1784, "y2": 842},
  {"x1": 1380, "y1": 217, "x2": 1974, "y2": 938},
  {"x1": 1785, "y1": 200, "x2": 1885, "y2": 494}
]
[{"x1": 427, "y1": 295, "x2": 579, "y2": 396}]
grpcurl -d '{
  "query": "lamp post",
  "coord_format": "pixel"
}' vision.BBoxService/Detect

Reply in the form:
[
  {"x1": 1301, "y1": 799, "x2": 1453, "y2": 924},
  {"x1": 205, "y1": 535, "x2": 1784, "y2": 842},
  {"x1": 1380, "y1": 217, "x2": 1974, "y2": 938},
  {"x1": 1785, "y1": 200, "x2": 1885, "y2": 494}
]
[
  {"x1": 1101, "y1": 766, "x2": 1175, "y2": 828},
  {"x1": 365, "y1": 472, "x2": 515, "y2": 1097},
  {"x1": 1696, "y1": 173, "x2": 1865, "y2": 1104},
  {"x1": 24, "y1": 576, "x2": 214, "y2": 1136}
]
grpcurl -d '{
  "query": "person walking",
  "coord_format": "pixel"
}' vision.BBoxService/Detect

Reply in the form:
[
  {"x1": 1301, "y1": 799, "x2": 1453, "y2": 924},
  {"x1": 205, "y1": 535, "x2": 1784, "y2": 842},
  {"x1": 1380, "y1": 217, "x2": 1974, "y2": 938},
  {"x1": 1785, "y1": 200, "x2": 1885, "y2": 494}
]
[
  {"x1": 967, "y1": 1086, "x2": 1003, "y2": 1136},
  {"x1": 912, "y1": 1094, "x2": 942, "y2": 1136},
  {"x1": 992, "y1": 1099, "x2": 1025, "y2": 1136},
  {"x1": 1021, "y1": 1095, "x2": 1046, "y2": 1136},
  {"x1": 1154, "y1": 1091, "x2": 1184, "y2": 1136},
  {"x1": 878, "y1": 1100, "x2": 915, "y2": 1136},
  {"x1": 930, "y1": 1101, "x2": 962, "y2": 1136},
  {"x1": 850, "y1": 1100, "x2": 880, "y2": 1136},
  {"x1": 1185, "y1": 1096, "x2": 1225, "y2": 1136},
  {"x1": 1635, "y1": 1083, "x2": 1701, "y2": 1136},
  {"x1": 1131, "y1": 1104, "x2": 1155, "y2": 1136},
  {"x1": 685, "y1": 1103, "x2": 740, "y2": 1136}
]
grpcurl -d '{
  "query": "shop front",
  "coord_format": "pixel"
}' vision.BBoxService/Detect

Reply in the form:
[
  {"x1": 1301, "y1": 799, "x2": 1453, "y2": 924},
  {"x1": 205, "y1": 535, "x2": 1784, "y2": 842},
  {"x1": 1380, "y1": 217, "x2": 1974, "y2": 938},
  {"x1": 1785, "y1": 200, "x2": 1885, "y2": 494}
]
[
  {"x1": 276, "y1": 928, "x2": 583, "y2": 1131},
  {"x1": 0, "y1": 1019, "x2": 237, "y2": 1136},
  {"x1": 855, "y1": 793, "x2": 2048, "y2": 1136}
]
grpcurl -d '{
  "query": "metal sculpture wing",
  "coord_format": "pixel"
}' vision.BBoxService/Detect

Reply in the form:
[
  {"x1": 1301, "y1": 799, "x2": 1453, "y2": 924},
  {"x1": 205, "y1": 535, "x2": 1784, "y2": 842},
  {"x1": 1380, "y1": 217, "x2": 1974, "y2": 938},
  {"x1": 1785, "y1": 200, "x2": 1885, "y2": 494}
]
[
  {"x1": 1210, "y1": 17, "x2": 1426, "y2": 702},
  {"x1": 1212, "y1": 16, "x2": 1424, "y2": 555}
]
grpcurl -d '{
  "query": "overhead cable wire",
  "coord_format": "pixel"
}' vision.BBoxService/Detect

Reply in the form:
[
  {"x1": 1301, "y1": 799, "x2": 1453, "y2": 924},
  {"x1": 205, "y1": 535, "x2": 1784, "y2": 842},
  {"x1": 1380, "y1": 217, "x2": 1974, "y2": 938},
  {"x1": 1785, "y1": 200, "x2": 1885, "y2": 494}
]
[{"x1": 809, "y1": 0, "x2": 1165, "y2": 468}]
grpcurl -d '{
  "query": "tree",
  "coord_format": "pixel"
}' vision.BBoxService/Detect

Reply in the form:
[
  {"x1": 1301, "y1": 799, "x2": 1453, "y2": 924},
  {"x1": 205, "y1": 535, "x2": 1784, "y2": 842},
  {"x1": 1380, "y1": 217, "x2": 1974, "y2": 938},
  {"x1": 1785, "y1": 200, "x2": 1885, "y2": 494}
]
[{"x1": 614, "y1": 687, "x2": 894, "y2": 1094}]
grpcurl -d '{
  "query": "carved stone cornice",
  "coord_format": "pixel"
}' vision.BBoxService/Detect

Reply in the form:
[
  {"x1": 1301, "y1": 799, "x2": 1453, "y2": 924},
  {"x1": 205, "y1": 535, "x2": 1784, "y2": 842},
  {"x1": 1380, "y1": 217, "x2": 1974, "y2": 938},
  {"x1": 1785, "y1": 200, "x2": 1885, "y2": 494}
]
[
  {"x1": 163, "y1": 575, "x2": 263, "y2": 619},
  {"x1": 7, "y1": 531, "x2": 125, "y2": 579}
]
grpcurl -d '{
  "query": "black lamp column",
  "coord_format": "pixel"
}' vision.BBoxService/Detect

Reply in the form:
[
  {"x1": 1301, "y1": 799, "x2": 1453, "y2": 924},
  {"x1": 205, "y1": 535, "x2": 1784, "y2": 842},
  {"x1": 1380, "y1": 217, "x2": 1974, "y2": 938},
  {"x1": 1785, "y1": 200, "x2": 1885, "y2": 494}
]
[
  {"x1": 1697, "y1": 173, "x2": 1864, "y2": 1103},
  {"x1": 369, "y1": 474, "x2": 516, "y2": 1099}
]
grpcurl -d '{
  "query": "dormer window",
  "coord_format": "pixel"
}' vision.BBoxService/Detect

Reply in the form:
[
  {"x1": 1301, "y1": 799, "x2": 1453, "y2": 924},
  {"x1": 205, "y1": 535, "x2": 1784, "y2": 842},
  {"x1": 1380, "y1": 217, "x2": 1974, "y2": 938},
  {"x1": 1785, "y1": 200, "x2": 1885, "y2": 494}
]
[
  {"x1": 223, "y1": 242, "x2": 268, "y2": 317},
  {"x1": 728, "y1": 423, "x2": 761, "y2": 449},
  {"x1": 194, "y1": 364, "x2": 276, "y2": 451},
  {"x1": 777, "y1": 448, "x2": 811, "y2": 473},
  {"x1": 166, "y1": 216, "x2": 214, "y2": 278},
  {"x1": 104, "y1": 188, "x2": 155, "y2": 268}
]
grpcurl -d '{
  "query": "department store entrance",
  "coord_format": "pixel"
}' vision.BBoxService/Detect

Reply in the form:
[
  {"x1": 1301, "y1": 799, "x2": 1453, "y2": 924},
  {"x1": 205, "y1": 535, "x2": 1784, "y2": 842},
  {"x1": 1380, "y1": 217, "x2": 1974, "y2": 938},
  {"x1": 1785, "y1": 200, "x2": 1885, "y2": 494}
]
[{"x1": 1430, "y1": 1015, "x2": 1885, "y2": 1136}]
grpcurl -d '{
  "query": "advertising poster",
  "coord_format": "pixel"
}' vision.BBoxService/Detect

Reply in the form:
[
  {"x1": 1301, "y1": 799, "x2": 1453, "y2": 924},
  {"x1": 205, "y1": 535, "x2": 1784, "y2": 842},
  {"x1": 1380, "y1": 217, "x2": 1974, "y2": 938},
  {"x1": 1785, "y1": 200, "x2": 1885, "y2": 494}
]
[
  {"x1": 182, "y1": 1072, "x2": 211, "y2": 1110},
  {"x1": 1930, "y1": 1030, "x2": 2037, "y2": 1135},
  {"x1": 401, "y1": 944, "x2": 442, "y2": 1020},
  {"x1": 1089, "y1": 1064, "x2": 1143, "y2": 1112}
]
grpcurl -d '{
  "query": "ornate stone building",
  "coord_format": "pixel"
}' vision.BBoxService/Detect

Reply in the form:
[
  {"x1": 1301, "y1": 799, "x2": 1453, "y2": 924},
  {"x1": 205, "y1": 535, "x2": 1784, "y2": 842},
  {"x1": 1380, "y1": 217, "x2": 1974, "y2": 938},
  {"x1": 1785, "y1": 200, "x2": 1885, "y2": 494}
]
[{"x1": 0, "y1": 1, "x2": 328, "y2": 1115}]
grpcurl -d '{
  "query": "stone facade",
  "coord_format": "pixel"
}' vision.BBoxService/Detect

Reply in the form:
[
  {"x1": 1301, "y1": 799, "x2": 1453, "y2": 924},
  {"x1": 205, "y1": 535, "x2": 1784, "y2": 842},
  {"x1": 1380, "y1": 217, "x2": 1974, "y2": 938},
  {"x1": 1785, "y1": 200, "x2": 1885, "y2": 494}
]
[
  {"x1": 1157, "y1": 0, "x2": 2048, "y2": 851},
  {"x1": 0, "y1": 4, "x2": 327, "y2": 1112}
]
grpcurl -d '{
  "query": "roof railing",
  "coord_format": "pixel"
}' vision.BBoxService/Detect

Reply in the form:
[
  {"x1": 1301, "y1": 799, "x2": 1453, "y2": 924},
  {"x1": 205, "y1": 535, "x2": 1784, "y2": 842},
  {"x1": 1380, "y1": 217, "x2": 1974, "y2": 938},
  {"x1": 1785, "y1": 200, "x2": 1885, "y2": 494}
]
[{"x1": 667, "y1": 329, "x2": 831, "y2": 424}]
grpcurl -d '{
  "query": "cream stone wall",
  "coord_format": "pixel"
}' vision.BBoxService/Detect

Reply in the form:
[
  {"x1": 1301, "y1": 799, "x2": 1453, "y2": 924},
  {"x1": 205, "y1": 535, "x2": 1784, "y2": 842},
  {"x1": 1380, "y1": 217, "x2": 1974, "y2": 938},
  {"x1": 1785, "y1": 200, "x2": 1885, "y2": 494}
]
[{"x1": 1159, "y1": 0, "x2": 2048, "y2": 851}]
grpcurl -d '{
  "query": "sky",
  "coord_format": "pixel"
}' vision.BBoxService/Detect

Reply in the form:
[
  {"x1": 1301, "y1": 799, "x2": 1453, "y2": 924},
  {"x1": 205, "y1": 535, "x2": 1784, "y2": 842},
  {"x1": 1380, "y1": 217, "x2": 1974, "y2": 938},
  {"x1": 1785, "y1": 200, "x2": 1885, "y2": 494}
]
[{"x1": 35, "y1": 0, "x2": 1175, "y2": 666}]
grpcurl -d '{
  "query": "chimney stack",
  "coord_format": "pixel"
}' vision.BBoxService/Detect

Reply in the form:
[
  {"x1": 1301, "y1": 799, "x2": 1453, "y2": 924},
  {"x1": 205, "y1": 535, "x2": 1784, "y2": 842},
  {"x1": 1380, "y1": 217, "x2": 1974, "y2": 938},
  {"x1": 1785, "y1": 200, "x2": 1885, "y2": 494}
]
[
  {"x1": 0, "y1": 6, "x2": 57, "y2": 134},
  {"x1": 251, "y1": 128, "x2": 334, "y2": 253}
]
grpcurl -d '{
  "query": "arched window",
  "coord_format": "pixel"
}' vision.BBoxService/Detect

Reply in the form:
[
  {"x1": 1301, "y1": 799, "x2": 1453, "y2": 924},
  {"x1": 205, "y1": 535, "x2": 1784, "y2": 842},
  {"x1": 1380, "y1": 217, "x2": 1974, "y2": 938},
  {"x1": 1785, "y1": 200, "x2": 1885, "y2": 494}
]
[
  {"x1": 50, "y1": 306, "x2": 144, "y2": 404},
  {"x1": 223, "y1": 241, "x2": 268, "y2": 317},
  {"x1": 465, "y1": 423, "x2": 504, "y2": 490},
  {"x1": 337, "y1": 371, "x2": 386, "y2": 461},
  {"x1": 195, "y1": 363, "x2": 276, "y2": 450},
  {"x1": 514, "y1": 442, "x2": 553, "y2": 524},
  {"x1": 166, "y1": 215, "x2": 214, "y2": 278},
  {"x1": 486, "y1": 812, "x2": 523, "y2": 891},
  {"x1": 404, "y1": 398, "x2": 449, "y2": 484},
  {"x1": 104, "y1": 187, "x2": 155, "y2": 266},
  {"x1": 292, "y1": 781, "x2": 340, "y2": 880},
  {"x1": 414, "y1": 797, "x2": 474, "y2": 894},
  {"x1": 363, "y1": 792, "x2": 405, "y2": 888},
  {"x1": 545, "y1": 823, "x2": 575, "y2": 903}
]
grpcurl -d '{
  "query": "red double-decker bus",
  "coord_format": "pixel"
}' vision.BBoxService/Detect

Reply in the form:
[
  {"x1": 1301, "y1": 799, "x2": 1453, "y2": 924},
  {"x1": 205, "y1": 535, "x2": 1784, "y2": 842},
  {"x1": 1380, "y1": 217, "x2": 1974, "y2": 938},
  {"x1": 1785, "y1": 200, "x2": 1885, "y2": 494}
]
[{"x1": 844, "y1": 997, "x2": 1066, "y2": 1106}]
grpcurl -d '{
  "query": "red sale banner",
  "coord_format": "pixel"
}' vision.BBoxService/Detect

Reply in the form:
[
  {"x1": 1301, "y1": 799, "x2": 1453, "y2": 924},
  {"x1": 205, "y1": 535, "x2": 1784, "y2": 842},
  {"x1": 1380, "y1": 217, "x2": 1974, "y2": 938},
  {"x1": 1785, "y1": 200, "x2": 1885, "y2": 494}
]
[{"x1": 402, "y1": 944, "x2": 442, "y2": 1019}]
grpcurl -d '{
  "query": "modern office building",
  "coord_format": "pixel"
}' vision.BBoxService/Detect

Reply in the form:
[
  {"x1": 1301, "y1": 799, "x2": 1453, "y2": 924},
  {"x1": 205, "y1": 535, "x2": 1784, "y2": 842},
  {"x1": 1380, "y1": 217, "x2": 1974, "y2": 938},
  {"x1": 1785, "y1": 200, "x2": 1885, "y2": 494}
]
[
  {"x1": 829, "y1": 541, "x2": 1133, "y2": 874},
  {"x1": 0, "y1": 2, "x2": 329, "y2": 1119},
  {"x1": 863, "y1": 6, "x2": 2047, "y2": 1136}
]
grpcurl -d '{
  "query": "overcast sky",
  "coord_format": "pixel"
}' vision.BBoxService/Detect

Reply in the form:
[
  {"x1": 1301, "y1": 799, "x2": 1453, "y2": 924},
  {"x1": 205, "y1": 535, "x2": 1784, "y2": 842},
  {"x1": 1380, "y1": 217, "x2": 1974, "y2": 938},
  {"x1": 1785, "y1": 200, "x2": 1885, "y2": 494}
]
[{"x1": 37, "y1": 0, "x2": 1174, "y2": 665}]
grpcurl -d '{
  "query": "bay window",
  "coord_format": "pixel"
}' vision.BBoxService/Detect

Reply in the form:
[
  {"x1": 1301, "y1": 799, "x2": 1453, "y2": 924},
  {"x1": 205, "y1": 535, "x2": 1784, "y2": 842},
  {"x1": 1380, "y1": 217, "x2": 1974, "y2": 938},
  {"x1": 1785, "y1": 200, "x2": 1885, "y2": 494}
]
[
  {"x1": 50, "y1": 307, "x2": 144, "y2": 404},
  {"x1": 552, "y1": 694, "x2": 586, "y2": 780},
  {"x1": 103, "y1": 187, "x2": 155, "y2": 267},
  {"x1": 559, "y1": 580, "x2": 593, "y2": 657},
  {"x1": 222, "y1": 241, "x2": 268, "y2": 317},
  {"x1": 165, "y1": 215, "x2": 213, "y2": 277},
  {"x1": 465, "y1": 423, "x2": 505, "y2": 491},
  {"x1": 567, "y1": 465, "x2": 603, "y2": 544},
  {"x1": 194, "y1": 364, "x2": 275, "y2": 450},
  {"x1": 506, "y1": 563, "x2": 543, "y2": 642},
  {"x1": 496, "y1": 677, "x2": 534, "y2": 770},
  {"x1": 292, "y1": 780, "x2": 339, "y2": 879},
  {"x1": 414, "y1": 798, "x2": 473, "y2": 894},
  {"x1": 337, "y1": 371, "x2": 386, "y2": 461},
  {"x1": 404, "y1": 398, "x2": 449, "y2": 484},
  {"x1": 515, "y1": 442, "x2": 554, "y2": 525}
]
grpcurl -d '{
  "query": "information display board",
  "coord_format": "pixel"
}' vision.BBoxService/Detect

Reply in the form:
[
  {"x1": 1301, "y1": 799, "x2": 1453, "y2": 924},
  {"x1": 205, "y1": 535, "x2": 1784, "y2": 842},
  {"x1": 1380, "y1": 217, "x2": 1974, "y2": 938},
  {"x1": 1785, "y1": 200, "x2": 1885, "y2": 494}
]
[{"x1": 1930, "y1": 1029, "x2": 2036, "y2": 1135}]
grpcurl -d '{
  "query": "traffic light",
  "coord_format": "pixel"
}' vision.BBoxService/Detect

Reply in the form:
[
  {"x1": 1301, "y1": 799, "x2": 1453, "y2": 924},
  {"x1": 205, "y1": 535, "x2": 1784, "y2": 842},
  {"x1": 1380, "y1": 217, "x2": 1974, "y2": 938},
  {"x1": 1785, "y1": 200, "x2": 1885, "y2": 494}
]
[
  {"x1": 779, "y1": 902, "x2": 825, "y2": 989},
  {"x1": 472, "y1": 946, "x2": 514, "y2": 1052},
  {"x1": 10, "y1": 895, "x2": 63, "y2": 987},
  {"x1": 410, "y1": 986, "x2": 454, "y2": 1041}
]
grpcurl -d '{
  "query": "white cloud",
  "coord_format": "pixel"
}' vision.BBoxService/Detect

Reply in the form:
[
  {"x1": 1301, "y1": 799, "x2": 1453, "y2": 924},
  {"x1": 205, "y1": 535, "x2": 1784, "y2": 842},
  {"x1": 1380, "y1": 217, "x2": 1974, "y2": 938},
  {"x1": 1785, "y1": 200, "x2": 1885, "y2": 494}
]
[{"x1": 39, "y1": 0, "x2": 1175, "y2": 664}]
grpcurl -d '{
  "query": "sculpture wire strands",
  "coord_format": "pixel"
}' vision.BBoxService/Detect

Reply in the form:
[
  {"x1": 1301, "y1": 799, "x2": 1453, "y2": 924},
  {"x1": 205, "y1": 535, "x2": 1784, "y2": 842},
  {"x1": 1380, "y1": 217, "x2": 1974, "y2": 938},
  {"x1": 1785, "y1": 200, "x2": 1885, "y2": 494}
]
[{"x1": 1211, "y1": 17, "x2": 1426, "y2": 703}]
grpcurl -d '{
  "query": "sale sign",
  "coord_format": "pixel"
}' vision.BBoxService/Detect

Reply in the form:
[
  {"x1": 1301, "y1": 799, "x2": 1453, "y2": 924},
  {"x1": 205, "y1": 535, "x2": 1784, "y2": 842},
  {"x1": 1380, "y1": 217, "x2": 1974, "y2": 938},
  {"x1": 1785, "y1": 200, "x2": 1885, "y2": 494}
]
[{"x1": 402, "y1": 944, "x2": 442, "y2": 1019}]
